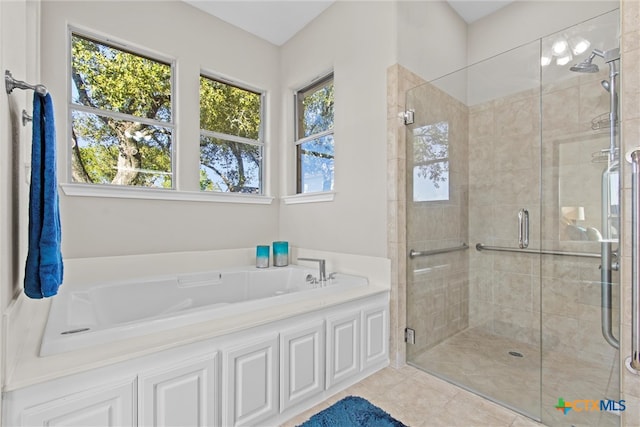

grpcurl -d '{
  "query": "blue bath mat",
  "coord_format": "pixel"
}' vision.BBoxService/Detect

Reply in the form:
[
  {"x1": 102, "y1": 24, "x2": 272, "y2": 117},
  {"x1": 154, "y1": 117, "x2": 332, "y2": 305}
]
[{"x1": 297, "y1": 395, "x2": 408, "y2": 427}]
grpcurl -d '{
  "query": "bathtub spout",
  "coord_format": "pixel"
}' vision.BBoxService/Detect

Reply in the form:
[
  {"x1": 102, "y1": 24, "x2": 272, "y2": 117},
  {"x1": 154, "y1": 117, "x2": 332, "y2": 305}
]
[{"x1": 298, "y1": 257, "x2": 327, "y2": 284}]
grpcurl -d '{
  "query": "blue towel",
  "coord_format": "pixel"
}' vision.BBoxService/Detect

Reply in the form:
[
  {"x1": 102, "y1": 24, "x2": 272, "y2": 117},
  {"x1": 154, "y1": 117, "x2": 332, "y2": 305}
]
[{"x1": 24, "y1": 92, "x2": 63, "y2": 299}]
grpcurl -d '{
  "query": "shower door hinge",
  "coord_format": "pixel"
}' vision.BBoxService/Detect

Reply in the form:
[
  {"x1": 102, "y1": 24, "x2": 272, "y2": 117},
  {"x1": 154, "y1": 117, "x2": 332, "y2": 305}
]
[
  {"x1": 405, "y1": 327, "x2": 415, "y2": 344},
  {"x1": 403, "y1": 109, "x2": 415, "y2": 125}
]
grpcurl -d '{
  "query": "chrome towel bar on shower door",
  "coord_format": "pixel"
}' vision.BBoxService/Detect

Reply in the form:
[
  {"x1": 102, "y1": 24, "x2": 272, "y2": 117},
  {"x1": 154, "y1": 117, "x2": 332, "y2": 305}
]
[
  {"x1": 626, "y1": 147, "x2": 640, "y2": 374},
  {"x1": 409, "y1": 243, "x2": 469, "y2": 259},
  {"x1": 475, "y1": 243, "x2": 602, "y2": 259}
]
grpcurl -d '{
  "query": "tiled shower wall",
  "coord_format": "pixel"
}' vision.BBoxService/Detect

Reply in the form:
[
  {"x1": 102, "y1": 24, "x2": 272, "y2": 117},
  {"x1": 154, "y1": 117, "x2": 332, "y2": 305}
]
[
  {"x1": 621, "y1": 0, "x2": 640, "y2": 424},
  {"x1": 540, "y1": 70, "x2": 620, "y2": 368},
  {"x1": 467, "y1": 87, "x2": 542, "y2": 348},
  {"x1": 405, "y1": 79, "x2": 470, "y2": 360},
  {"x1": 387, "y1": 64, "x2": 422, "y2": 367}
]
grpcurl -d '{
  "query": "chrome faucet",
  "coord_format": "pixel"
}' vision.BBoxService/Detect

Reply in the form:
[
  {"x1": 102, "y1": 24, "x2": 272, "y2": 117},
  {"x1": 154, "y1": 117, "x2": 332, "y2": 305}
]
[{"x1": 298, "y1": 257, "x2": 326, "y2": 283}]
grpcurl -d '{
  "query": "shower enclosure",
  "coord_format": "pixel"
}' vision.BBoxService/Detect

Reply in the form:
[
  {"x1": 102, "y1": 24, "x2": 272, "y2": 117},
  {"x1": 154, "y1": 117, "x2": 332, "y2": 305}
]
[{"x1": 404, "y1": 10, "x2": 620, "y2": 426}]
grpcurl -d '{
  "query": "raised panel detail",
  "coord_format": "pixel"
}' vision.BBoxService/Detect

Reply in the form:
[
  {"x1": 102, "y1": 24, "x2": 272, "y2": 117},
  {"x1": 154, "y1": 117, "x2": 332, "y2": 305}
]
[
  {"x1": 22, "y1": 380, "x2": 135, "y2": 427},
  {"x1": 225, "y1": 335, "x2": 279, "y2": 427},
  {"x1": 362, "y1": 305, "x2": 388, "y2": 369},
  {"x1": 139, "y1": 353, "x2": 218, "y2": 427},
  {"x1": 280, "y1": 321, "x2": 325, "y2": 411},
  {"x1": 326, "y1": 312, "x2": 360, "y2": 389}
]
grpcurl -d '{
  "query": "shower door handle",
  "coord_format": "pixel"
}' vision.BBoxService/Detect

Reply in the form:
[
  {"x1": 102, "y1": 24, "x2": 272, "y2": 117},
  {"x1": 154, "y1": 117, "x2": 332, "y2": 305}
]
[{"x1": 518, "y1": 209, "x2": 529, "y2": 249}]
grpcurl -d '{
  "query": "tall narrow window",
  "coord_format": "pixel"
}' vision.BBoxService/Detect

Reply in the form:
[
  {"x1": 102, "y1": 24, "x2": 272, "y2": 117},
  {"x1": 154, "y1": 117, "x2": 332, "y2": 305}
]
[
  {"x1": 295, "y1": 74, "x2": 334, "y2": 194},
  {"x1": 70, "y1": 32, "x2": 174, "y2": 188},
  {"x1": 199, "y1": 76, "x2": 264, "y2": 194}
]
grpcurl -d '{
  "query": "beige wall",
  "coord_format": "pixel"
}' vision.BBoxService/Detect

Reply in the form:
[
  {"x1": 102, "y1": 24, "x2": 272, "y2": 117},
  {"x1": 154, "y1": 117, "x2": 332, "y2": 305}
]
[{"x1": 405, "y1": 80, "x2": 469, "y2": 357}]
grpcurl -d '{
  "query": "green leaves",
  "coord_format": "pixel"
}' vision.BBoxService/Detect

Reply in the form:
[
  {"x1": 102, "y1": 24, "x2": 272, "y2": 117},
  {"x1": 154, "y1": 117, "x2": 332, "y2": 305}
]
[
  {"x1": 70, "y1": 34, "x2": 172, "y2": 187},
  {"x1": 199, "y1": 76, "x2": 263, "y2": 193},
  {"x1": 199, "y1": 77, "x2": 260, "y2": 139}
]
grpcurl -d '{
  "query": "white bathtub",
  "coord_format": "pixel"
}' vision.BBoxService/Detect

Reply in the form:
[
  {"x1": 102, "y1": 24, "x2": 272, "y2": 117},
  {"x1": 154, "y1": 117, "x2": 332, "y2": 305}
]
[{"x1": 39, "y1": 265, "x2": 368, "y2": 356}]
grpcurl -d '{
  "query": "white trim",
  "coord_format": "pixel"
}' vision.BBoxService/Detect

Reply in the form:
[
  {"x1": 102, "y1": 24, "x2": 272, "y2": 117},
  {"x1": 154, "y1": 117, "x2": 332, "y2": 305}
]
[
  {"x1": 294, "y1": 129, "x2": 334, "y2": 146},
  {"x1": 60, "y1": 183, "x2": 274, "y2": 204},
  {"x1": 281, "y1": 191, "x2": 335, "y2": 205}
]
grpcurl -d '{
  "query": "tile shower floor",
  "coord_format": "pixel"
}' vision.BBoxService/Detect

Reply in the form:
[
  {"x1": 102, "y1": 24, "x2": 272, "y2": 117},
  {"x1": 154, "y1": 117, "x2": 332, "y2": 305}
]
[
  {"x1": 283, "y1": 328, "x2": 620, "y2": 427},
  {"x1": 410, "y1": 328, "x2": 619, "y2": 427}
]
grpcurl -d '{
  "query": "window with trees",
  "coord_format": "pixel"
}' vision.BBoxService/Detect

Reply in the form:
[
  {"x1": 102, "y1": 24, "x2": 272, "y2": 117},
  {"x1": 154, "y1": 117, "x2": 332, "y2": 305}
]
[
  {"x1": 199, "y1": 76, "x2": 264, "y2": 194},
  {"x1": 295, "y1": 74, "x2": 334, "y2": 194},
  {"x1": 412, "y1": 121, "x2": 449, "y2": 202},
  {"x1": 70, "y1": 32, "x2": 174, "y2": 188}
]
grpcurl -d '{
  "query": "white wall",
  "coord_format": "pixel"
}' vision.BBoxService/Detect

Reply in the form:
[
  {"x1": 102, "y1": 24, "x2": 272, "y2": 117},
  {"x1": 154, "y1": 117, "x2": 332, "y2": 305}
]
[
  {"x1": 40, "y1": 0, "x2": 281, "y2": 258},
  {"x1": 278, "y1": 1, "x2": 396, "y2": 258},
  {"x1": 1, "y1": 0, "x2": 41, "y2": 305},
  {"x1": 396, "y1": 0, "x2": 468, "y2": 81}
]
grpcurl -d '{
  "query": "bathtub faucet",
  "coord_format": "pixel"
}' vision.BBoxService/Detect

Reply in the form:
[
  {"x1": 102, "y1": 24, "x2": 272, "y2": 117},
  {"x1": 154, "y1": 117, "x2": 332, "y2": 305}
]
[{"x1": 297, "y1": 257, "x2": 326, "y2": 284}]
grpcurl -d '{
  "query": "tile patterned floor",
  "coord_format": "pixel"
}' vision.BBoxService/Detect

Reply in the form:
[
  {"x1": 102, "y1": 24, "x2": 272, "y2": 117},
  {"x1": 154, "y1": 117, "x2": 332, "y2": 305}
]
[
  {"x1": 283, "y1": 326, "x2": 620, "y2": 427},
  {"x1": 411, "y1": 328, "x2": 619, "y2": 427},
  {"x1": 282, "y1": 365, "x2": 545, "y2": 427}
]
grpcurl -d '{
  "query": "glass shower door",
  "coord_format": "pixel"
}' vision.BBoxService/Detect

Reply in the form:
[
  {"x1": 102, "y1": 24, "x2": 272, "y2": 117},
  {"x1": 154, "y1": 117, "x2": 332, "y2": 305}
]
[
  {"x1": 404, "y1": 9, "x2": 621, "y2": 427},
  {"x1": 539, "y1": 10, "x2": 620, "y2": 427},
  {"x1": 405, "y1": 39, "x2": 543, "y2": 420}
]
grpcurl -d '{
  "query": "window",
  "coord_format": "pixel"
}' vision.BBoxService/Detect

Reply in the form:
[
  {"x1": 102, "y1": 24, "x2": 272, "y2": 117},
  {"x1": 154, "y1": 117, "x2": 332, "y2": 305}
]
[
  {"x1": 70, "y1": 32, "x2": 174, "y2": 188},
  {"x1": 412, "y1": 121, "x2": 449, "y2": 202},
  {"x1": 295, "y1": 74, "x2": 334, "y2": 194},
  {"x1": 199, "y1": 76, "x2": 264, "y2": 194}
]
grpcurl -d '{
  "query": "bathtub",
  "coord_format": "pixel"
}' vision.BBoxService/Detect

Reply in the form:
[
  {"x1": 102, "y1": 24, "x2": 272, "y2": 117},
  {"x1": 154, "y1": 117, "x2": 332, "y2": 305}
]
[{"x1": 39, "y1": 265, "x2": 368, "y2": 357}]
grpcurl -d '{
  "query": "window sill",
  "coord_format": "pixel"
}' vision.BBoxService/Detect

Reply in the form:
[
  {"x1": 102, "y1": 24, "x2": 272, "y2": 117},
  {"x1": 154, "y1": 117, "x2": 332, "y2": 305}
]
[
  {"x1": 60, "y1": 184, "x2": 274, "y2": 205},
  {"x1": 281, "y1": 191, "x2": 335, "y2": 205}
]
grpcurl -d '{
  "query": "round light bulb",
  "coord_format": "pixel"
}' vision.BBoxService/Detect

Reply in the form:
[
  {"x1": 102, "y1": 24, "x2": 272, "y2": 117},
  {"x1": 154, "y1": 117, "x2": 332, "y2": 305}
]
[
  {"x1": 556, "y1": 53, "x2": 572, "y2": 66},
  {"x1": 552, "y1": 39, "x2": 569, "y2": 55}
]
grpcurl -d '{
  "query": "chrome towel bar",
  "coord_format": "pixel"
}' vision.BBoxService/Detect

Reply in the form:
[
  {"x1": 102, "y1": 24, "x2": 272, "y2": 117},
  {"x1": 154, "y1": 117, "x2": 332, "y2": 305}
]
[
  {"x1": 475, "y1": 243, "x2": 602, "y2": 259},
  {"x1": 409, "y1": 243, "x2": 468, "y2": 259},
  {"x1": 626, "y1": 147, "x2": 640, "y2": 374},
  {"x1": 5, "y1": 70, "x2": 47, "y2": 96}
]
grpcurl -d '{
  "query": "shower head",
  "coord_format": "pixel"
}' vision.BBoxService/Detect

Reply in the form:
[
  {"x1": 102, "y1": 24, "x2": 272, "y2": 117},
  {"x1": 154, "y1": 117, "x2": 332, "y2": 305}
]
[{"x1": 570, "y1": 52, "x2": 599, "y2": 73}]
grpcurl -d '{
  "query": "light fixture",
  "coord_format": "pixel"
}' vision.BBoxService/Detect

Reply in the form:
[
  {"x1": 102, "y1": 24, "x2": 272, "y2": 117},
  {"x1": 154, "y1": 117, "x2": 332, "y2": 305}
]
[
  {"x1": 556, "y1": 52, "x2": 573, "y2": 66},
  {"x1": 552, "y1": 38, "x2": 569, "y2": 55},
  {"x1": 569, "y1": 36, "x2": 590, "y2": 55},
  {"x1": 540, "y1": 43, "x2": 553, "y2": 67},
  {"x1": 541, "y1": 55, "x2": 552, "y2": 67},
  {"x1": 541, "y1": 34, "x2": 591, "y2": 68}
]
